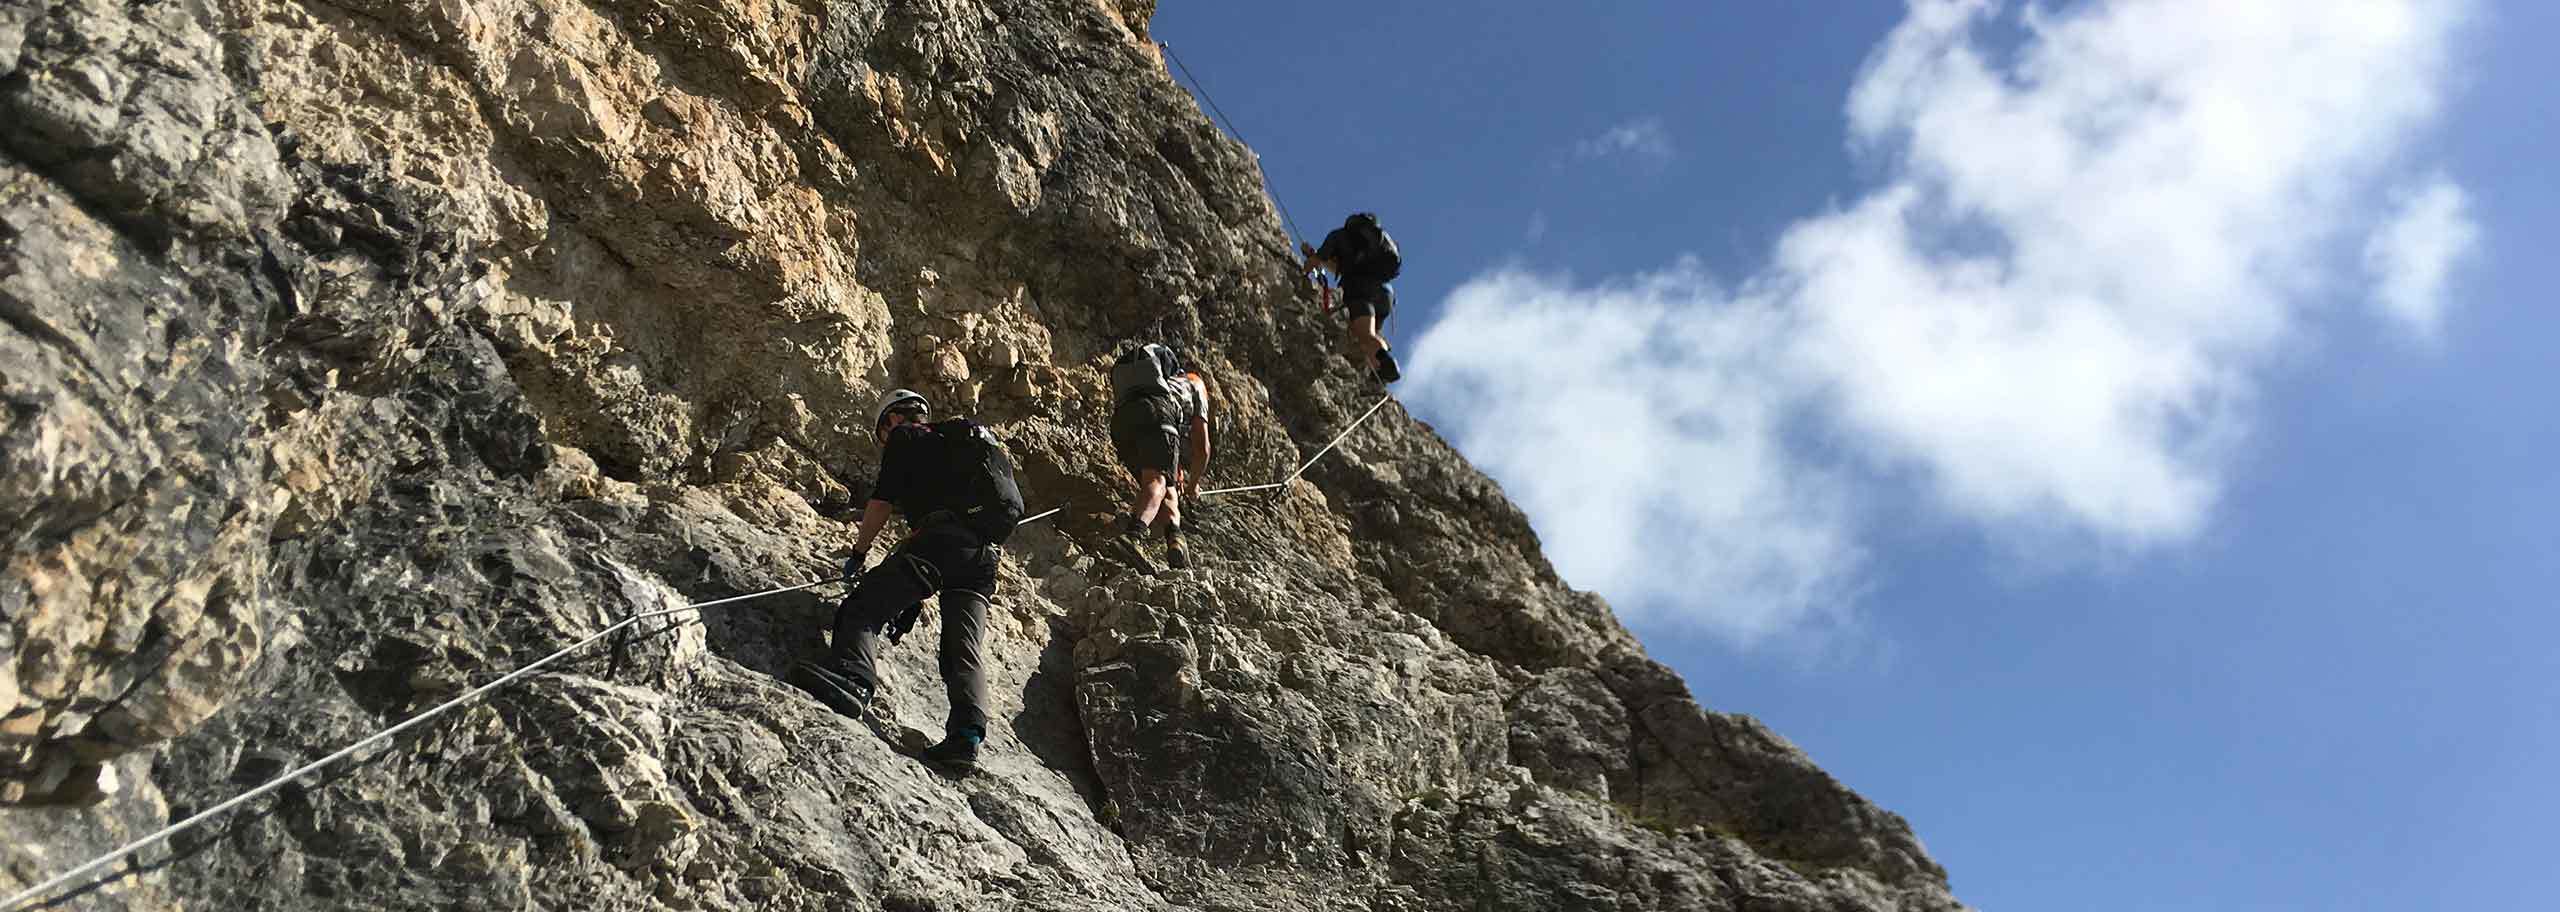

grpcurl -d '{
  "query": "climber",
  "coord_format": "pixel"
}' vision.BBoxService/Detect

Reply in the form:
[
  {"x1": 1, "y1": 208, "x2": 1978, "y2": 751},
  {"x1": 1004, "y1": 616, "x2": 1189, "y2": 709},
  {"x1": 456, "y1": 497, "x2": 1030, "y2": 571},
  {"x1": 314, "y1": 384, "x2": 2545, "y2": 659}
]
[
  {"x1": 1301, "y1": 212, "x2": 1403, "y2": 384},
  {"x1": 1107, "y1": 342, "x2": 1212, "y2": 571},
  {"x1": 788, "y1": 389, "x2": 1023, "y2": 774}
]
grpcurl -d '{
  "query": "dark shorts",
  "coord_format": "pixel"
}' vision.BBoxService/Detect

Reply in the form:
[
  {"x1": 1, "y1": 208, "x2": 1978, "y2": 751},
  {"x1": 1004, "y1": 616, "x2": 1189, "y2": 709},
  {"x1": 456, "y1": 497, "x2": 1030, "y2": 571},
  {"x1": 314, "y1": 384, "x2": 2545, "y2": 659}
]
[
  {"x1": 1341, "y1": 279, "x2": 1393, "y2": 323},
  {"x1": 1110, "y1": 393, "x2": 1184, "y2": 474}
]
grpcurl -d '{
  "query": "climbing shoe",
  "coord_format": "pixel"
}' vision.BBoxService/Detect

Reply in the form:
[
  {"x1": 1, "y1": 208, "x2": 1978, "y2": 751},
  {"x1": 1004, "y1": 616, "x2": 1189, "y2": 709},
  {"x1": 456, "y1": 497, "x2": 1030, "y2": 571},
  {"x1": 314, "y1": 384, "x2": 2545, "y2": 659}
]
[
  {"x1": 786, "y1": 660, "x2": 874, "y2": 722},
  {"x1": 923, "y1": 728, "x2": 983, "y2": 774},
  {"x1": 1372, "y1": 348, "x2": 1402, "y2": 384}
]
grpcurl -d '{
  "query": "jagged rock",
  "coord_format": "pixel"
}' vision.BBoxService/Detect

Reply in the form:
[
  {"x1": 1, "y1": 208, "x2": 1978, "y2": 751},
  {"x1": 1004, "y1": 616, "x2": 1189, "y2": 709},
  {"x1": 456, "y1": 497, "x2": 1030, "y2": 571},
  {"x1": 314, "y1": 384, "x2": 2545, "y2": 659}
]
[{"x1": 0, "y1": 1, "x2": 1966, "y2": 910}]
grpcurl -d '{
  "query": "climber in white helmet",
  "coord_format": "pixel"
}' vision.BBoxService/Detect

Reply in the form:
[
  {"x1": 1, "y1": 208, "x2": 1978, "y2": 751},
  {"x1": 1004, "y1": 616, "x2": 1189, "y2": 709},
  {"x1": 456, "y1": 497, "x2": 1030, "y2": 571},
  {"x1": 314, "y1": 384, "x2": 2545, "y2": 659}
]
[{"x1": 787, "y1": 388, "x2": 1022, "y2": 774}]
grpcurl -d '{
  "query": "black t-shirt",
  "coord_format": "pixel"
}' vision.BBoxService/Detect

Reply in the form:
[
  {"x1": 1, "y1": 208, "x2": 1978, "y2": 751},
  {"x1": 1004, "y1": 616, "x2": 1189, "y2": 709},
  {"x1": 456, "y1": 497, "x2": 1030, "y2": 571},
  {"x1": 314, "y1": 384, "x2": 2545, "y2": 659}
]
[{"x1": 871, "y1": 423, "x2": 937, "y2": 514}]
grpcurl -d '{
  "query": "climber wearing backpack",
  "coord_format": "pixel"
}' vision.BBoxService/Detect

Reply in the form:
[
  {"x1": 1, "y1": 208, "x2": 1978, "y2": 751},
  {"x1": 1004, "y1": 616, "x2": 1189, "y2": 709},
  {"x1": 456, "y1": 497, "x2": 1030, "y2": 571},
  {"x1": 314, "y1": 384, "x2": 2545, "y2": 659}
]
[
  {"x1": 788, "y1": 389, "x2": 1023, "y2": 774},
  {"x1": 1107, "y1": 342, "x2": 1212, "y2": 571},
  {"x1": 1301, "y1": 212, "x2": 1403, "y2": 383}
]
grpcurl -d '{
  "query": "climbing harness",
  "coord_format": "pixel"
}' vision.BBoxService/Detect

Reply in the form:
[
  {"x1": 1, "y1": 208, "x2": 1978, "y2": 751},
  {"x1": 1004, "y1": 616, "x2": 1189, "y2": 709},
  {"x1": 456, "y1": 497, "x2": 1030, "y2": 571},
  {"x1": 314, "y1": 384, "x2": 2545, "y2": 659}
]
[{"x1": 3, "y1": 392, "x2": 1398, "y2": 911}]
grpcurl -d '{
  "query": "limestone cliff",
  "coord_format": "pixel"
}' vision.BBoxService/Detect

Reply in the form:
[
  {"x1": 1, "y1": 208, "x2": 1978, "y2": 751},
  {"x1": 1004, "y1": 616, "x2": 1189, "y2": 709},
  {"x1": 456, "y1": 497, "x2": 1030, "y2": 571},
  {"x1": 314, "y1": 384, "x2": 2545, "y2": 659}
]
[{"x1": 0, "y1": 1, "x2": 1966, "y2": 909}]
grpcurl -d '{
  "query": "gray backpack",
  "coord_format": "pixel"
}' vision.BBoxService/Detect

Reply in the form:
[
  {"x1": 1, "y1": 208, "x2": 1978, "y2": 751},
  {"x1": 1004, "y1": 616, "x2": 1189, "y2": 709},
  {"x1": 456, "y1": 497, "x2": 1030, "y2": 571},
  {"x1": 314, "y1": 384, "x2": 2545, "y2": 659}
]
[{"x1": 1110, "y1": 343, "x2": 1185, "y2": 407}]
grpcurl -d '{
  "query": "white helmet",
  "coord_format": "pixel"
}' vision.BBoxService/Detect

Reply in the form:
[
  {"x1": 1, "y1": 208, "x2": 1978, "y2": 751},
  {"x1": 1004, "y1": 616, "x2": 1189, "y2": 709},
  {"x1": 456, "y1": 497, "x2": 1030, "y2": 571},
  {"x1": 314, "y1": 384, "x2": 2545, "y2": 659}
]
[{"x1": 874, "y1": 388, "x2": 928, "y2": 433}]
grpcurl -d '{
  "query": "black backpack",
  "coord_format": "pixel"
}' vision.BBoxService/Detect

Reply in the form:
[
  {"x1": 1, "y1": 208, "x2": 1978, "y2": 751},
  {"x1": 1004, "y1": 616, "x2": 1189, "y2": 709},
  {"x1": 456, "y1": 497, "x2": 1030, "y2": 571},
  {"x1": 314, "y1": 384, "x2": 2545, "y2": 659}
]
[
  {"x1": 1339, "y1": 213, "x2": 1401, "y2": 281},
  {"x1": 925, "y1": 419, "x2": 1025, "y2": 545}
]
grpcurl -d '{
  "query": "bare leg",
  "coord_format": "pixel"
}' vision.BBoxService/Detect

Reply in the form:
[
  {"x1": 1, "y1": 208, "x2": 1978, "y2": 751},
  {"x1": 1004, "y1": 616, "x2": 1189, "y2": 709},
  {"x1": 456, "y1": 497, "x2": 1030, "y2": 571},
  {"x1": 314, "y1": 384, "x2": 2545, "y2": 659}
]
[
  {"x1": 1347, "y1": 315, "x2": 1387, "y2": 371},
  {"x1": 1160, "y1": 480, "x2": 1188, "y2": 568},
  {"x1": 1130, "y1": 468, "x2": 1171, "y2": 529}
]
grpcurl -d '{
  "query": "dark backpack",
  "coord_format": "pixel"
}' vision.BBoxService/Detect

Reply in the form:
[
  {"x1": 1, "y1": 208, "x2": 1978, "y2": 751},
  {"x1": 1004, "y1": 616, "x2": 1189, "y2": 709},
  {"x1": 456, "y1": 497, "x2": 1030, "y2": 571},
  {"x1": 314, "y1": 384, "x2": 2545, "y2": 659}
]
[
  {"x1": 1339, "y1": 213, "x2": 1401, "y2": 281},
  {"x1": 925, "y1": 419, "x2": 1025, "y2": 545}
]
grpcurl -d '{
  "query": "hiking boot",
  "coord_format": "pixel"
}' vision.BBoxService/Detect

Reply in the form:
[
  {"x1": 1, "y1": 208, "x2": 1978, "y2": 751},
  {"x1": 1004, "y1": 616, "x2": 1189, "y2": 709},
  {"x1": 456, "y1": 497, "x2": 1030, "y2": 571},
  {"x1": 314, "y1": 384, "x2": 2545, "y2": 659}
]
[
  {"x1": 1164, "y1": 526, "x2": 1188, "y2": 570},
  {"x1": 786, "y1": 660, "x2": 874, "y2": 722},
  {"x1": 1107, "y1": 536, "x2": 1156, "y2": 573},
  {"x1": 923, "y1": 728, "x2": 983, "y2": 774},
  {"x1": 1372, "y1": 348, "x2": 1402, "y2": 384}
]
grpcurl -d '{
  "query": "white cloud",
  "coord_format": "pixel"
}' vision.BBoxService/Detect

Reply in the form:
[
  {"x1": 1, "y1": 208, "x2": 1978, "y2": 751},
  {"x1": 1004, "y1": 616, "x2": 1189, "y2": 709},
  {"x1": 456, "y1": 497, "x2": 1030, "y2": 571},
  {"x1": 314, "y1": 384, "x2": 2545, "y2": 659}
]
[
  {"x1": 1406, "y1": 265, "x2": 1860, "y2": 644},
  {"x1": 1408, "y1": 0, "x2": 2478, "y2": 642},
  {"x1": 1573, "y1": 117, "x2": 1676, "y2": 169},
  {"x1": 2364, "y1": 174, "x2": 2479, "y2": 340}
]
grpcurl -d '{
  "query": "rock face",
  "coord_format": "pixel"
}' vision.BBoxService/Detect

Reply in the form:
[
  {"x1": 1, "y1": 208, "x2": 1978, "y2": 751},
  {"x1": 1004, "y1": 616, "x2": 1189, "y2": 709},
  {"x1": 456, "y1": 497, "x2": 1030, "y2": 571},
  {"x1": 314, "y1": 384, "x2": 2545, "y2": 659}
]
[{"x1": 0, "y1": 1, "x2": 1966, "y2": 909}]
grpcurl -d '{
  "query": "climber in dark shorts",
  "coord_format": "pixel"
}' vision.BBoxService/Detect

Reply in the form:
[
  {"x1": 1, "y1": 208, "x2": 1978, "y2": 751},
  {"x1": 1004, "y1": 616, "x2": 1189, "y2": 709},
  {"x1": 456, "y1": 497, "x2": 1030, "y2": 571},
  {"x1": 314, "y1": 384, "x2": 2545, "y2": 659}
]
[
  {"x1": 1303, "y1": 212, "x2": 1403, "y2": 383},
  {"x1": 1106, "y1": 343, "x2": 1211, "y2": 570},
  {"x1": 788, "y1": 388, "x2": 1022, "y2": 775}
]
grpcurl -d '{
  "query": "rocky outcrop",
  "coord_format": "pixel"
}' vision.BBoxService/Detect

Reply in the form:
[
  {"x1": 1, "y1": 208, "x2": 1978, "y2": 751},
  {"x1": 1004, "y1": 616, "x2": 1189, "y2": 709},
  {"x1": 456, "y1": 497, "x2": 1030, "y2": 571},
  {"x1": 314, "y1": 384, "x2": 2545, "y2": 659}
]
[{"x1": 0, "y1": 1, "x2": 1965, "y2": 909}]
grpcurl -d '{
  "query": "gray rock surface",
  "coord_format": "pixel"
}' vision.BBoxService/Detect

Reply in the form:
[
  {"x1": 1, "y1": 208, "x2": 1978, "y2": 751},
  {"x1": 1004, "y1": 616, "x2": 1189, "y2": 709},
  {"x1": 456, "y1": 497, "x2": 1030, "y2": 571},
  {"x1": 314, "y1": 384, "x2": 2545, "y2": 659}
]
[{"x1": 0, "y1": 1, "x2": 1969, "y2": 909}]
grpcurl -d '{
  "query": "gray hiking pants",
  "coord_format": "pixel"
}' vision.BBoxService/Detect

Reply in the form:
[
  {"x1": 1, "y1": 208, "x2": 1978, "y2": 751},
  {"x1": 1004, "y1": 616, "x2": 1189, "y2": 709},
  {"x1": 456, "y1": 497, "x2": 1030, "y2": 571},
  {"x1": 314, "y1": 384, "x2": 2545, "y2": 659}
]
[{"x1": 829, "y1": 522, "x2": 996, "y2": 737}]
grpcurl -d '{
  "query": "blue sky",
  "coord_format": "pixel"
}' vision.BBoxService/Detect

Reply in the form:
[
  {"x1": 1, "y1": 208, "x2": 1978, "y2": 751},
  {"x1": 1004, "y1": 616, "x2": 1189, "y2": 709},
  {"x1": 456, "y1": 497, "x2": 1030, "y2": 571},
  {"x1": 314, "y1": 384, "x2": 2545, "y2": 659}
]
[{"x1": 1155, "y1": 2, "x2": 2555, "y2": 910}]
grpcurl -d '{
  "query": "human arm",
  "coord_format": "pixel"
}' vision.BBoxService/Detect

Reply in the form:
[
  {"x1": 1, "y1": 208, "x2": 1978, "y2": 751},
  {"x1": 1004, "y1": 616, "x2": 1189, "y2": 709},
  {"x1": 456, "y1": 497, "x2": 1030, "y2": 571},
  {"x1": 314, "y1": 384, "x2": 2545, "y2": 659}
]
[
  {"x1": 1303, "y1": 248, "x2": 1337, "y2": 313},
  {"x1": 1304, "y1": 234, "x2": 1348, "y2": 277},
  {"x1": 1179, "y1": 376, "x2": 1210, "y2": 498},
  {"x1": 845, "y1": 498, "x2": 895, "y2": 575},
  {"x1": 1304, "y1": 234, "x2": 1345, "y2": 313},
  {"x1": 847, "y1": 427, "x2": 921, "y2": 574},
  {"x1": 1181, "y1": 418, "x2": 1209, "y2": 499}
]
